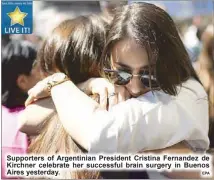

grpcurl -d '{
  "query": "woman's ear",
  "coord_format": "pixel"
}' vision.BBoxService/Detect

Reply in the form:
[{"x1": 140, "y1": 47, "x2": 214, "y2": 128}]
[{"x1": 16, "y1": 74, "x2": 29, "y2": 92}]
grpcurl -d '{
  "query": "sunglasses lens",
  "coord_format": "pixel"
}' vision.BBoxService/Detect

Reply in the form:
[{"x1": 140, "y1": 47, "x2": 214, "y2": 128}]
[
  {"x1": 150, "y1": 79, "x2": 160, "y2": 88},
  {"x1": 141, "y1": 75, "x2": 159, "y2": 88},
  {"x1": 114, "y1": 71, "x2": 131, "y2": 85},
  {"x1": 104, "y1": 70, "x2": 129, "y2": 85},
  {"x1": 141, "y1": 77, "x2": 150, "y2": 88}
]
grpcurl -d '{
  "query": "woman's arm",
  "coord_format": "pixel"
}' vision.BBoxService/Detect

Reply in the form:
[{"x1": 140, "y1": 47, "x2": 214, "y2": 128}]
[
  {"x1": 51, "y1": 81, "x2": 100, "y2": 150},
  {"x1": 19, "y1": 78, "x2": 112, "y2": 136},
  {"x1": 26, "y1": 74, "x2": 209, "y2": 153},
  {"x1": 50, "y1": 79, "x2": 209, "y2": 153},
  {"x1": 19, "y1": 77, "x2": 127, "y2": 137},
  {"x1": 18, "y1": 98, "x2": 56, "y2": 135}
]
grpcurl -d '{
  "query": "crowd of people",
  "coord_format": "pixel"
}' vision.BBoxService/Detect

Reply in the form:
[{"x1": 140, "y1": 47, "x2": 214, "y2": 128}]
[{"x1": 1, "y1": 1, "x2": 214, "y2": 179}]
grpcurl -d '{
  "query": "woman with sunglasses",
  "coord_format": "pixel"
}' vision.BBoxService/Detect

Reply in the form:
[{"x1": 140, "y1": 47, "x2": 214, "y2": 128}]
[{"x1": 24, "y1": 2, "x2": 209, "y2": 169}]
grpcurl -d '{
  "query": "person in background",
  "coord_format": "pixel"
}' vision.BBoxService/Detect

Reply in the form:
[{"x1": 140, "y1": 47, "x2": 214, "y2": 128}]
[
  {"x1": 1, "y1": 40, "x2": 41, "y2": 179},
  {"x1": 33, "y1": 1, "x2": 101, "y2": 39},
  {"x1": 183, "y1": 16, "x2": 203, "y2": 62},
  {"x1": 194, "y1": 24, "x2": 214, "y2": 150},
  {"x1": 1, "y1": 34, "x2": 11, "y2": 47},
  {"x1": 100, "y1": 1, "x2": 127, "y2": 21}
]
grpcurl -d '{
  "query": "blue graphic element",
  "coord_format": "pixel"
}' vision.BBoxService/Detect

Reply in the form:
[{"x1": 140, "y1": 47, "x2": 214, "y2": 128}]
[{"x1": 2, "y1": 0, "x2": 33, "y2": 34}]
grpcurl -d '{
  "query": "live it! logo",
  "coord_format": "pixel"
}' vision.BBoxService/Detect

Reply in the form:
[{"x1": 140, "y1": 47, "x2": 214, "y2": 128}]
[{"x1": 1, "y1": 0, "x2": 33, "y2": 34}]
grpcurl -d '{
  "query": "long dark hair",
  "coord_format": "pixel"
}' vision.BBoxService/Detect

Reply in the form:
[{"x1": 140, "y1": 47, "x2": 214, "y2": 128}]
[
  {"x1": 101, "y1": 2, "x2": 200, "y2": 96},
  {"x1": 2, "y1": 40, "x2": 37, "y2": 108}
]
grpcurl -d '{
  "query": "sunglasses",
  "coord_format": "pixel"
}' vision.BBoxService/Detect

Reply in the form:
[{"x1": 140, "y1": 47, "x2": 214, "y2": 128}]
[{"x1": 103, "y1": 68, "x2": 160, "y2": 88}]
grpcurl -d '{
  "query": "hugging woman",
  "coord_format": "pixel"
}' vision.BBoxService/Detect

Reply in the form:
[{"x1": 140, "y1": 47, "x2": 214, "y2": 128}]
[
  {"x1": 20, "y1": 3, "x2": 209, "y2": 179},
  {"x1": 19, "y1": 15, "x2": 150, "y2": 179}
]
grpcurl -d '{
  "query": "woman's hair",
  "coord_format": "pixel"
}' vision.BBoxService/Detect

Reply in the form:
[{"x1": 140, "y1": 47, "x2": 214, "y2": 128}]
[
  {"x1": 38, "y1": 15, "x2": 109, "y2": 83},
  {"x1": 2, "y1": 40, "x2": 37, "y2": 108},
  {"x1": 28, "y1": 15, "x2": 109, "y2": 179},
  {"x1": 28, "y1": 109, "x2": 100, "y2": 179},
  {"x1": 101, "y1": 2, "x2": 200, "y2": 96}
]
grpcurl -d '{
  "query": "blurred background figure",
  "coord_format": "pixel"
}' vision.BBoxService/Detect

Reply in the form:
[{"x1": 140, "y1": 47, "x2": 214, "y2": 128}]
[
  {"x1": 193, "y1": 25, "x2": 214, "y2": 149},
  {"x1": 33, "y1": 1, "x2": 101, "y2": 39},
  {"x1": 2, "y1": 40, "x2": 41, "y2": 108},
  {"x1": 2, "y1": 34, "x2": 11, "y2": 48},
  {"x1": 183, "y1": 16, "x2": 203, "y2": 61},
  {"x1": 100, "y1": 1, "x2": 127, "y2": 21},
  {"x1": 1, "y1": 40, "x2": 41, "y2": 179}
]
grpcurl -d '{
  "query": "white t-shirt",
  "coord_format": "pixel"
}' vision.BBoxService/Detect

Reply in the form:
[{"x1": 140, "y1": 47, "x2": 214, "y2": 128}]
[{"x1": 88, "y1": 78, "x2": 209, "y2": 153}]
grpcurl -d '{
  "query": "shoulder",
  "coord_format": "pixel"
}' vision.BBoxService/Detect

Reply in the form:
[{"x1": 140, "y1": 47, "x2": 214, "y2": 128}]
[
  {"x1": 110, "y1": 78, "x2": 208, "y2": 123},
  {"x1": 116, "y1": 78, "x2": 207, "y2": 114},
  {"x1": 179, "y1": 78, "x2": 207, "y2": 97},
  {"x1": 175, "y1": 78, "x2": 208, "y2": 111}
]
